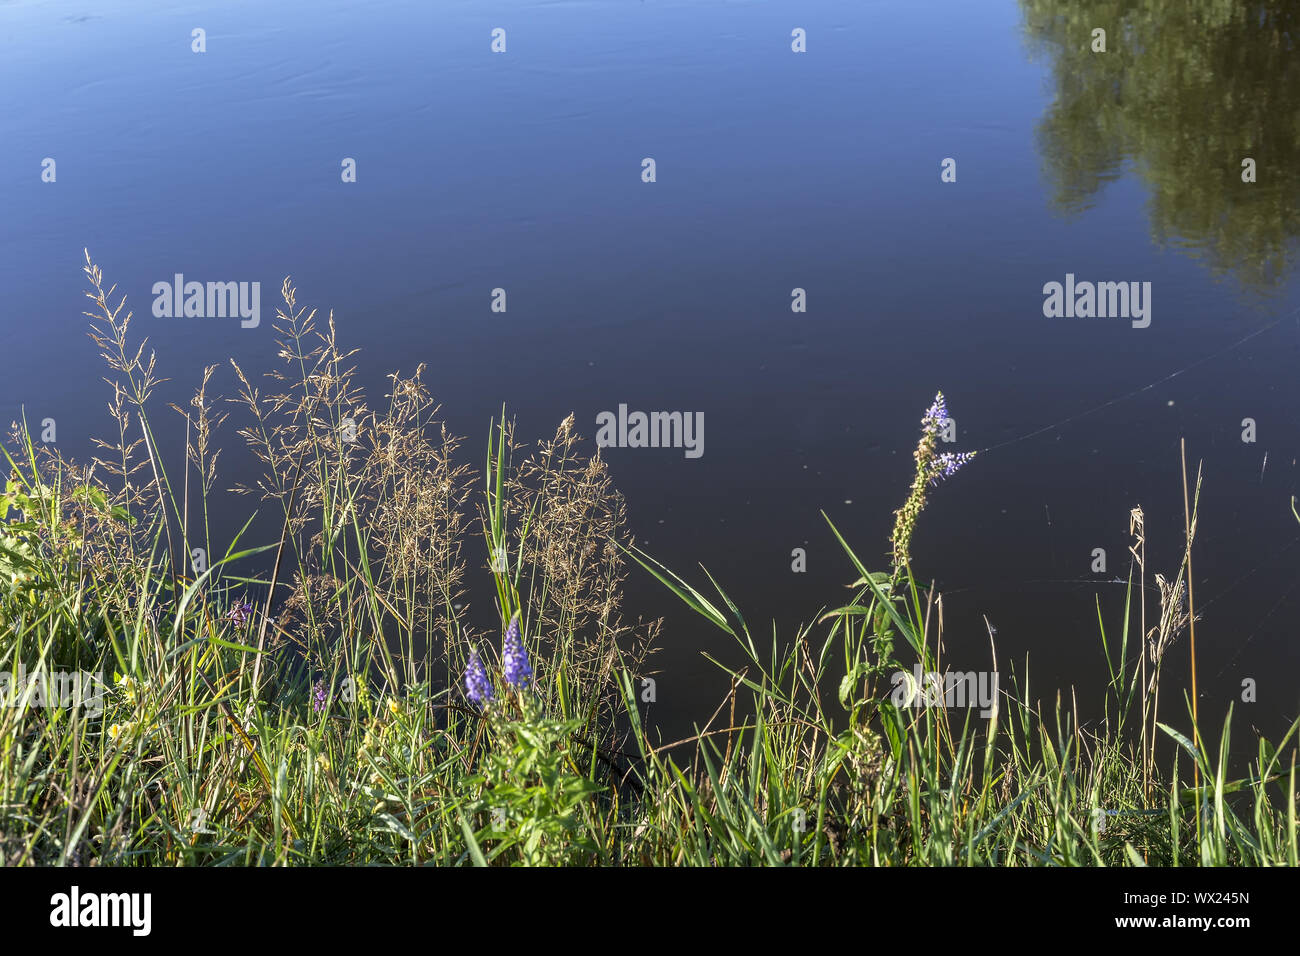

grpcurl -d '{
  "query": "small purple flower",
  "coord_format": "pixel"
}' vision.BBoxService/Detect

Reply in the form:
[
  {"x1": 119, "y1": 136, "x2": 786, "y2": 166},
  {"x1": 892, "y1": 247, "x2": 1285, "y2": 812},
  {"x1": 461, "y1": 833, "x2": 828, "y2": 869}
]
[
  {"x1": 312, "y1": 679, "x2": 328, "y2": 714},
  {"x1": 929, "y1": 451, "x2": 975, "y2": 485},
  {"x1": 922, "y1": 393, "x2": 950, "y2": 433},
  {"x1": 502, "y1": 613, "x2": 533, "y2": 689},
  {"x1": 464, "y1": 649, "x2": 494, "y2": 706},
  {"x1": 226, "y1": 599, "x2": 253, "y2": 627}
]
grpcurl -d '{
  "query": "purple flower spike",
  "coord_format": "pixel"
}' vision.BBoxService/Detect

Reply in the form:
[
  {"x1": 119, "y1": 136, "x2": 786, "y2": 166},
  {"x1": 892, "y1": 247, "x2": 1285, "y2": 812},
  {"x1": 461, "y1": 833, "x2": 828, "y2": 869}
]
[
  {"x1": 465, "y1": 649, "x2": 494, "y2": 706},
  {"x1": 921, "y1": 393, "x2": 949, "y2": 432},
  {"x1": 312, "y1": 679, "x2": 328, "y2": 714},
  {"x1": 226, "y1": 599, "x2": 253, "y2": 627},
  {"x1": 502, "y1": 613, "x2": 533, "y2": 689}
]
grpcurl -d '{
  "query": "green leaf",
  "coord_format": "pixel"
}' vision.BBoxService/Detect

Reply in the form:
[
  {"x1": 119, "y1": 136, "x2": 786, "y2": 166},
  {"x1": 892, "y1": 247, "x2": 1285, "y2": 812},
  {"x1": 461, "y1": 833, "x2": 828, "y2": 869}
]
[{"x1": 838, "y1": 661, "x2": 869, "y2": 707}]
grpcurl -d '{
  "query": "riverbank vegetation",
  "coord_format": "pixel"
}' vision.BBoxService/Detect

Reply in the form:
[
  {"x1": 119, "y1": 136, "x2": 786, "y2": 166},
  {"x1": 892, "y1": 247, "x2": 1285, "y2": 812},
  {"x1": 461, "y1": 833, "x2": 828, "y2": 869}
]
[{"x1": 0, "y1": 256, "x2": 1294, "y2": 866}]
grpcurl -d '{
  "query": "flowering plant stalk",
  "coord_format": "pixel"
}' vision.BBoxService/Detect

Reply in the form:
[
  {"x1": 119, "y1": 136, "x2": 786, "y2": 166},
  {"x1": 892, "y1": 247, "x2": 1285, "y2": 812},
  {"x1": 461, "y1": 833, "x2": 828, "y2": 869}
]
[{"x1": 889, "y1": 392, "x2": 975, "y2": 571}]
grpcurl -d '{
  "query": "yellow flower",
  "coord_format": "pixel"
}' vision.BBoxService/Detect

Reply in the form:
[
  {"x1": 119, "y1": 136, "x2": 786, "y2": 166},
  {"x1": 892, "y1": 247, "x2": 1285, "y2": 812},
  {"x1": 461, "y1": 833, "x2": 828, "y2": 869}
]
[
  {"x1": 387, "y1": 699, "x2": 400, "y2": 716},
  {"x1": 108, "y1": 722, "x2": 133, "y2": 742},
  {"x1": 119, "y1": 675, "x2": 140, "y2": 705},
  {"x1": 316, "y1": 754, "x2": 331, "y2": 772}
]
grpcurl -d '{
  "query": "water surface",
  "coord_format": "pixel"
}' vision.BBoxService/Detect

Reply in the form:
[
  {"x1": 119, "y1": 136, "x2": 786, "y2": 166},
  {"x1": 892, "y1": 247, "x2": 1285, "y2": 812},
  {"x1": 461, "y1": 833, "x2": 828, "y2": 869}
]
[{"x1": 2, "y1": 0, "x2": 1298, "y2": 743}]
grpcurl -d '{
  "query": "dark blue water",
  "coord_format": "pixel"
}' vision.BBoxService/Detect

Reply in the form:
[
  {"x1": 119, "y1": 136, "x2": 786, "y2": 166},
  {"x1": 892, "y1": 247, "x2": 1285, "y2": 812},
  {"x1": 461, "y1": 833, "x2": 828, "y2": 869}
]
[{"x1": 3, "y1": 0, "x2": 1298, "y2": 743}]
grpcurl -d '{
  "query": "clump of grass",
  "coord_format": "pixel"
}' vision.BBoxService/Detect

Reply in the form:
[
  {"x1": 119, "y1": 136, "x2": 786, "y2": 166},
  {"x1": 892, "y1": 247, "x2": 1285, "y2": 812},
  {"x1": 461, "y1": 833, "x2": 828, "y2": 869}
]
[
  {"x1": 0, "y1": 255, "x2": 1294, "y2": 866},
  {"x1": 0, "y1": 255, "x2": 654, "y2": 865}
]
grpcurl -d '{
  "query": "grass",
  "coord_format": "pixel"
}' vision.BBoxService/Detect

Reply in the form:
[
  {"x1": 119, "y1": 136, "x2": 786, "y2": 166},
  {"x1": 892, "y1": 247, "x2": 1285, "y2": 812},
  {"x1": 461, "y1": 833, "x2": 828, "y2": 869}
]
[{"x1": 0, "y1": 254, "x2": 1294, "y2": 866}]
